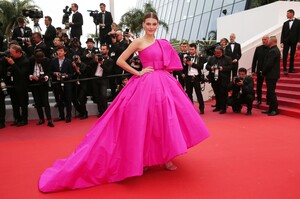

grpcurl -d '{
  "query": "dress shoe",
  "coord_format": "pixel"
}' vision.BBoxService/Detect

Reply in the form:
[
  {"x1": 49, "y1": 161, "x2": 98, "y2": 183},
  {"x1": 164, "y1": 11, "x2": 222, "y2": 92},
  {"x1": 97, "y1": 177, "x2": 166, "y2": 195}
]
[
  {"x1": 47, "y1": 121, "x2": 55, "y2": 127},
  {"x1": 16, "y1": 121, "x2": 28, "y2": 127},
  {"x1": 36, "y1": 120, "x2": 45, "y2": 125},
  {"x1": 219, "y1": 110, "x2": 226, "y2": 114},
  {"x1": 288, "y1": 69, "x2": 296, "y2": 73},
  {"x1": 0, "y1": 123, "x2": 5, "y2": 129},
  {"x1": 246, "y1": 110, "x2": 252, "y2": 115},
  {"x1": 212, "y1": 108, "x2": 220, "y2": 112},
  {"x1": 268, "y1": 111, "x2": 278, "y2": 116},
  {"x1": 54, "y1": 117, "x2": 65, "y2": 122},
  {"x1": 262, "y1": 110, "x2": 270, "y2": 114},
  {"x1": 200, "y1": 109, "x2": 204, "y2": 114},
  {"x1": 255, "y1": 101, "x2": 261, "y2": 106},
  {"x1": 284, "y1": 70, "x2": 288, "y2": 75},
  {"x1": 10, "y1": 120, "x2": 19, "y2": 126},
  {"x1": 65, "y1": 117, "x2": 71, "y2": 123},
  {"x1": 80, "y1": 114, "x2": 88, "y2": 120}
]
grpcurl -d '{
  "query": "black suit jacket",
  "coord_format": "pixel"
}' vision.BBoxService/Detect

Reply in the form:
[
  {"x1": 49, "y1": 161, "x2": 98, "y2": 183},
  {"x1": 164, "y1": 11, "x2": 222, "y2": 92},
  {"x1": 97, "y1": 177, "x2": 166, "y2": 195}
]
[
  {"x1": 225, "y1": 42, "x2": 242, "y2": 63},
  {"x1": 70, "y1": 12, "x2": 83, "y2": 37},
  {"x1": 50, "y1": 57, "x2": 75, "y2": 81},
  {"x1": 262, "y1": 45, "x2": 280, "y2": 80},
  {"x1": 29, "y1": 57, "x2": 51, "y2": 77},
  {"x1": 183, "y1": 55, "x2": 206, "y2": 76},
  {"x1": 251, "y1": 45, "x2": 270, "y2": 73},
  {"x1": 90, "y1": 57, "x2": 113, "y2": 77},
  {"x1": 9, "y1": 55, "x2": 30, "y2": 88},
  {"x1": 44, "y1": 25, "x2": 56, "y2": 48},
  {"x1": 281, "y1": 18, "x2": 300, "y2": 44},
  {"x1": 98, "y1": 11, "x2": 113, "y2": 35}
]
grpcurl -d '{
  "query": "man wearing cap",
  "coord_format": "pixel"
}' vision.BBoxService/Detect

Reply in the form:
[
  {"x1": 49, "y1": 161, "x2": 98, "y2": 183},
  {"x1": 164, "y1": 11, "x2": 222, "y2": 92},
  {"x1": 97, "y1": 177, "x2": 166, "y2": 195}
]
[{"x1": 82, "y1": 38, "x2": 100, "y2": 67}]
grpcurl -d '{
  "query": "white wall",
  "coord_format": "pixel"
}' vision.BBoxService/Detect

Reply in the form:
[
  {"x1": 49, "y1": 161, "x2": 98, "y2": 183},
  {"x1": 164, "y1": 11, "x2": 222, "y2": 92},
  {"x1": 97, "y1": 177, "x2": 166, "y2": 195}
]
[{"x1": 217, "y1": 1, "x2": 300, "y2": 44}]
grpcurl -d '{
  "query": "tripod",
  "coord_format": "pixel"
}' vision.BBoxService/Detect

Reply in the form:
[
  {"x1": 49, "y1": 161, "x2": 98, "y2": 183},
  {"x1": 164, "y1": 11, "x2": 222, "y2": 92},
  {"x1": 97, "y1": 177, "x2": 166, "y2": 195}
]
[{"x1": 32, "y1": 18, "x2": 42, "y2": 32}]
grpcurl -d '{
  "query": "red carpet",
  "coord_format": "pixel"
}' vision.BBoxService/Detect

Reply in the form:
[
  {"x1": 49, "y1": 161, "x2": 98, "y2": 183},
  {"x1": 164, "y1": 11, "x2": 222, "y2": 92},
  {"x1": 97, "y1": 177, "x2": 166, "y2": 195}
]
[{"x1": 1, "y1": 102, "x2": 300, "y2": 199}]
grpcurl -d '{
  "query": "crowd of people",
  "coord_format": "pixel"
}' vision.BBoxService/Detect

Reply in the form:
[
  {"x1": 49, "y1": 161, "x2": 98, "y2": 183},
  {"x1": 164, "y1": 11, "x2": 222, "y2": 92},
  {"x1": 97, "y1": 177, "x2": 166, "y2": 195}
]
[
  {"x1": 0, "y1": 5, "x2": 298, "y2": 129},
  {"x1": 0, "y1": 3, "x2": 137, "y2": 129}
]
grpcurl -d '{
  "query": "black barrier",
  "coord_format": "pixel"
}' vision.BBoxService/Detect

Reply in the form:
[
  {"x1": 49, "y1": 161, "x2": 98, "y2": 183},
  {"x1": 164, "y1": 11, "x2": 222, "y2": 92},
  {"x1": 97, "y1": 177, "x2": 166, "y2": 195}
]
[{"x1": 4, "y1": 73, "x2": 131, "y2": 88}]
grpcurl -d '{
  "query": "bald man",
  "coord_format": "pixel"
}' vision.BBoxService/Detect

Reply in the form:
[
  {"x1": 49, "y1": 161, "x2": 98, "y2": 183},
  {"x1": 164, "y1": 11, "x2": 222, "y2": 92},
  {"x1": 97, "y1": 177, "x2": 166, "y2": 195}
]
[
  {"x1": 251, "y1": 35, "x2": 270, "y2": 105},
  {"x1": 262, "y1": 36, "x2": 280, "y2": 116}
]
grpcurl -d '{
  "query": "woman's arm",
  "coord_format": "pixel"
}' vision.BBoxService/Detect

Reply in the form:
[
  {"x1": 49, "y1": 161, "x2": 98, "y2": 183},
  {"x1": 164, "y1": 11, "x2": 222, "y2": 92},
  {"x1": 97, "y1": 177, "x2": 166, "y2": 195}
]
[{"x1": 117, "y1": 38, "x2": 153, "y2": 76}]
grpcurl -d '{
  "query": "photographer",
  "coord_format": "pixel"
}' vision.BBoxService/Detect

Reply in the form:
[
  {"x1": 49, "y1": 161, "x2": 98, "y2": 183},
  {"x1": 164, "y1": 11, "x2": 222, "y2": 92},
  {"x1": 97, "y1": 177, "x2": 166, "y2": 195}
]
[
  {"x1": 130, "y1": 55, "x2": 142, "y2": 72},
  {"x1": 174, "y1": 40, "x2": 189, "y2": 89},
  {"x1": 51, "y1": 46, "x2": 74, "y2": 123},
  {"x1": 228, "y1": 68, "x2": 254, "y2": 115},
  {"x1": 82, "y1": 38, "x2": 100, "y2": 66},
  {"x1": 206, "y1": 46, "x2": 232, "y2": 114},
  {"x1": 29, "y1": 50, "x2": 54, "y2": 126},
  {"x1": 4, "y1": 44, "x2": 30, "y2": 126},
  {"x1": 69, "y1": 3, "x2": 83, "y2": 40},
  {"x1": 70, "y1": 37, "x2": 84, "y2": 58},
  {"x1": 72, "y1": 55, "x2": 90, "y2": 119},
  {"x1": 12, "y1": 17, "x2": 32, "y2": 55},
  {"x1": 184, "y1": 43, "x2": 206, "y2": 114},
  {"x1": 44, "y1": 16, "x2": 56, "y2": 49},
  {"x1": 27, "y1": 32, "x2": 49, "y2": 58},
  {"x1": 90, "y1": 44, "x2": 113, "y2": 117},
  {"x1": 0, "y1": 56, "x2": 7, "y2": 128},
  {"x1": 98, "y1": 3, "x2": 113, "y2": 45}
]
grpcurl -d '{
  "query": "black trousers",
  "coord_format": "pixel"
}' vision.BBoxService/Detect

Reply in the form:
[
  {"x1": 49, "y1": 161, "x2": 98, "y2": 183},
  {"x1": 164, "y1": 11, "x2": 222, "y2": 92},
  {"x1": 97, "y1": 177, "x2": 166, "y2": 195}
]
[
  {"x1": 266, "y1": 78, "x2": 278, "y2": 112},
  {"x1": 71, "y1": 82, "x2": 83, "y2": 116},
  {"x1": 53, "y1": 82, "x2": 73, "y2": 118},
  {"x1": 231, "y1": 94, "x2": 254, "y2": 112},
  {"x1": 109, "y1": 73, "x2": 122, "y2": 100},
  {"x1": 92, "y1": 77, "x2": 108, "y2": 116},
  {"x1": 31, "y1": 84, "x2": 52, "y2": 121},
  {"x1": 9, "y1": 87, "x2": 28, "y2": 122},
  {"x1": 0, "y1": 91, "x2": 5, "y2": 124},
  {"x1": 282, "y1": 41, "x2": 297, "y2": 72},
  {"x1": 78, "y1": 81, "x2": 90, "y2": 115},
  {"x1": 186, "y1": 76, "x2": 204, "y2": 111},
  {"x1": 173, "y1": 72, "x2": 185, "y2": 89},
  {"x1": 231, "y1": 63, "x2": 238, "y2": 80},
  {"x1": 256, "y1": 72, "x2": 264, "y2": 102},
  {"x1": 212, "y1": 80, "x2": 228, "y2": 111}
]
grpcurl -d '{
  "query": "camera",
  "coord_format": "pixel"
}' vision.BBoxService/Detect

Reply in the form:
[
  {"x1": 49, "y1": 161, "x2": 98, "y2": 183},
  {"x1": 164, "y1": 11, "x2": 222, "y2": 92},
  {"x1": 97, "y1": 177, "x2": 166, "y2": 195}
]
[
  {"x1": 73, "y1": 55, "x2": 79, "y2": 62},
  {"x1": 213, "y1": 64, "x2": 219, "y2": 81},
  {"x1": 234, "y1": 77, "x2": 243, "y2": 84},
  {"x1": 22, "y1": 9, "x2": 43, "y2": 19},
  {"x1": 124, "y1": 28, "x2": 129, "y2": 37},
  {"x1": 39, "y1": 71, "x2": 47, "y2": 83},
  {"x1": 62, "y1": 6, "x2": 72, "y2": 28},
  {"x1": 110, "y1": 33, "x2": 117, "y2": 39},
  {"x1": 0, "y1": 50, "x2": 11, "y2": 58},
  {"x1": 133, "y1": 56, "x2": 140, "y2": 65},
  {"x1": 16, "y1": 37, "x2": 31, "y2": 43},
  {"x1": 95, "y1": 54, "x2": 103, "y2": 62},
  {"x1": 87, "y1": 10, "x2": 100, "y2": 25},
  {"x1": 185, "y1": 55, "x2": 192, "y2": 62},
  {"x1": 0, "y1": 79, "x2": 8, "y2": 96}
]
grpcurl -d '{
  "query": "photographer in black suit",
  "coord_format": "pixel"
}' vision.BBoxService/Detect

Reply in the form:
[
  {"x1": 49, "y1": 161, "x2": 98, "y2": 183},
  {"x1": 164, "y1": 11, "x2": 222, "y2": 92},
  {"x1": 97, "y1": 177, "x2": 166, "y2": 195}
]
[
  {"x1": 262, "y1": 36, "x2": 280, "y2": 116},
  {"x1": 44, "y1": 16, "x2": 56, "y2": 49},
  {"x1": 51, "y1": 46, "x2": 75, "y2": 123},
  {"x1": 29, "y1": 50, "x2": 54, "y2": 127},
  {"x1": 184, "y1": 43, "x2": 206, "y2": 114},
  {"x1": 98, "y1": 3, "x2": 113, "y2": 45},
  {"x1": 12, "y1": 17, "x2": 32, "y2": 55},
  {"x1": 252, "y1": 35, "x2": 269, "y2": 105},
  {"x1": 27, "y1": 32, "x2": 49, "y2": 58},
  {"x1": 228, "y1": 68, "x2": 254, "y2": 115},
  {"x1": 5, "y1": 44, "x2": 30, "y2": 126},
  {"x1": 90, "y1": 44, "x2": 113, "y2": 117},
  {"x1": 206, "y1": 46, "x2": 232, "y2": 114},
  {"x1": 69, "y1": 3, "x2": 83, "y2": 40},
  {"x1": 225, "y1": 33, "x2": 241, "y2": 79},
  {"x1": 0, "y1": 57, "x2": 7, "y2": 128},
  {"x1": 174, "y1": 40, "x2": 189, "y2": 89},
  {"x1": 281, "y1": 9, "x2": 300, "y2": 74}
]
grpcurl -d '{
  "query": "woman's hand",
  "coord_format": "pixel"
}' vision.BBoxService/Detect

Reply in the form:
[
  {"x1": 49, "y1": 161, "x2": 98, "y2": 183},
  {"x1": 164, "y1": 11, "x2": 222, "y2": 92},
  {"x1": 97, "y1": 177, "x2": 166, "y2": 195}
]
[{"x1": 138, "y1": 67, "x2": 154, "y2": 76}]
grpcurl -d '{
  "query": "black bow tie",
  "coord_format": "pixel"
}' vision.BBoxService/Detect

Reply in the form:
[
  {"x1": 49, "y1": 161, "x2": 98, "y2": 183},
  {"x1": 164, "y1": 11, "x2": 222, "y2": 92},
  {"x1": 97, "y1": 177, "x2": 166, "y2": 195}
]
[
  {"x1": 190, "y1": 56, "x2": 195, "y2": 59},
  {"x1": 289, "y1": 19, "x2": 294, "y2": 22},
  {"x1": 230, "y1": 43, "x2": 235, "y2": 45}
]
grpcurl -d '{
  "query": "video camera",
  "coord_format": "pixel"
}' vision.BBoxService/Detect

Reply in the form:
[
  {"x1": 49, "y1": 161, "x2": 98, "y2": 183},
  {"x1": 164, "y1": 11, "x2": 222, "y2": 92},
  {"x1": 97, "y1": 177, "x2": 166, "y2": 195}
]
[
  {"x1": 0, "y1": 50, "x2": 11, "y2": 58},
  {"x1": 22, "y1": 9, "x2": 43, "y2": 19},
  {"x1": 62, "y1": 6, "x2": 72, "y2": 29},
  {"x1": 87, "y1": 10, "x2": 100, "y2": 25}
]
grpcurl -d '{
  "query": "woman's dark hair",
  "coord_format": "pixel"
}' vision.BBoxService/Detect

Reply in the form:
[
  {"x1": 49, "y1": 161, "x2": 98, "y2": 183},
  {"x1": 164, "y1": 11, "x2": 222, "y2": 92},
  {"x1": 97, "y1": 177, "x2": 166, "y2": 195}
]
[{"x1": 143, "y1": 12, "x2": 158, "y2": 22}]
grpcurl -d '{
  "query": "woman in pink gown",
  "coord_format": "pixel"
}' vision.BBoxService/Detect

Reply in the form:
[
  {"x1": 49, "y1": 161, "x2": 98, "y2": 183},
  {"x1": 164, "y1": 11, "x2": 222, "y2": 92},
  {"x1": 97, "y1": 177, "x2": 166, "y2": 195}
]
[{"x1": 38, "y1": 12, "x2": 210, "y2": 193}]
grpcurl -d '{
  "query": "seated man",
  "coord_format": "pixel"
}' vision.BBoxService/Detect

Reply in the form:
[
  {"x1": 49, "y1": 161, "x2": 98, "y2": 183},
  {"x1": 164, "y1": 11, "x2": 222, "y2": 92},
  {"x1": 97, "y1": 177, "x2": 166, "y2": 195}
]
[{"x1": 228, "y1": 67, "x2": 255, "y2": 115}]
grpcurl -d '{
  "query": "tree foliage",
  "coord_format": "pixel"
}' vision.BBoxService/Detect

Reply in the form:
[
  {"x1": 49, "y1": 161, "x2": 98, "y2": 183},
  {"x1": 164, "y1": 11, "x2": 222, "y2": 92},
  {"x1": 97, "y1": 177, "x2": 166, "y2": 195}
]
[
  {"x1": 118, "y1": 2, "x2": 168, "y2": 38},
  {"x1": 0, "y1": 0, "x2": 38, "y2": 41}
]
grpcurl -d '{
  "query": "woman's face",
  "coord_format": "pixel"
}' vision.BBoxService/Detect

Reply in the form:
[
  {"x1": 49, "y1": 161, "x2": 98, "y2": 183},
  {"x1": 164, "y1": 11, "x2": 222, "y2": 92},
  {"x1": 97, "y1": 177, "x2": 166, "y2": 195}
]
[{"x1": 143, "y1": 18, "x2": 158, "y2": 36}]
